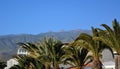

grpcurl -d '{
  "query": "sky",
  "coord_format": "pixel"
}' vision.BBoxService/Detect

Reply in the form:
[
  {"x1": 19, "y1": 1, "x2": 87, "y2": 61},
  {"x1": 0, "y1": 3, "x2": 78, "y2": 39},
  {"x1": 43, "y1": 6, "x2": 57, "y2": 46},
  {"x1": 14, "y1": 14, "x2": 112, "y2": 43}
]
[{"x1": 0, "y1": 0, "x2": 120, "y2": 35}]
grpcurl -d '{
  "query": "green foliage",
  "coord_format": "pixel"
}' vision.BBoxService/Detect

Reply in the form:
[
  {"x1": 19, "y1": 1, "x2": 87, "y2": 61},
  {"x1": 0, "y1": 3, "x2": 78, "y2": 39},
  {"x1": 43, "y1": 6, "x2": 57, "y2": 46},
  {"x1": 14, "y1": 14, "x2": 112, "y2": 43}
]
[
  {"x1": 94, "y1": 19, "x2": 120, "y2": 69},
  {"x1": 73, "y1": 27, "x2": 113, "y2": 69},
  {"x1": 0, "y1": 60, "x2": 6, "y2": 69},
  {"x1": 95, "y1": 19, "x2": 120, "y2": 54},
  {"x1": 62, "y1": 46, "x2": 93, "y2": 69},
  {"x1": 10, "y1": 56, "x2": 45, "y2": 69},
  {"x1": 37, "y1": 37, "x2": 65, "y2": 69},
  {"x1": 17, "y1": 37, "x2": 65, "y2": 69}
]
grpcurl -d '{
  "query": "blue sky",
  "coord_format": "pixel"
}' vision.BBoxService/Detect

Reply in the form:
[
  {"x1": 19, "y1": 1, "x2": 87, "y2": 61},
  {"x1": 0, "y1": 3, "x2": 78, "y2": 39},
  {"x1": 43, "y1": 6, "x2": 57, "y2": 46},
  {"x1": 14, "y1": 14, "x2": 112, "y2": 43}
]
[{"x1": 0, "y1": 0, "x2": 120, "y2": 35}]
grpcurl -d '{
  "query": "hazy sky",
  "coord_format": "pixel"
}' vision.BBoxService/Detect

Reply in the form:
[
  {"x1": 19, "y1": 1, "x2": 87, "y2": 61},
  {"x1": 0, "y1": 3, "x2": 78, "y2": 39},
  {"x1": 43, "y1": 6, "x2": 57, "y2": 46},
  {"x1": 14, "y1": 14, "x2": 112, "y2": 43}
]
[{"x1": 0, "y1": 0, "x2": 120, "y2": 35}]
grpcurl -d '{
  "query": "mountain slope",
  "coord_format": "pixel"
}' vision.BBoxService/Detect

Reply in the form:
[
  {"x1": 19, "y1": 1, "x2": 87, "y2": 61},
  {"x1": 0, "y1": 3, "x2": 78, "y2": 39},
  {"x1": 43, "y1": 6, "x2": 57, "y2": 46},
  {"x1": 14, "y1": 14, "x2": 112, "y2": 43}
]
[{"x1": 0, "y1": 30, "x2": 91, "y2": 60}]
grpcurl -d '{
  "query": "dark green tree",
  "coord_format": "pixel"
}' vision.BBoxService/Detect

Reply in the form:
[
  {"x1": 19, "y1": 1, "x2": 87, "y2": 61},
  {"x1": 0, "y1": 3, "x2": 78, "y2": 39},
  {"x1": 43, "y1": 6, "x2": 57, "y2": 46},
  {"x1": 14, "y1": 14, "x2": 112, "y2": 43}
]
[
  {"x1": 73, "y1": 27, "x2": 113, "y2": 69},
  {"x1": 18, "y1": 37, "x2": 65, "y2": 69},
  {"x1": 37, "y1": 37, "x2": 65, "y2": 69},
  {"x1": 0, "y1": 60, "x2": 6, "y2": 69},
  {"x1": 94, "y1": 19, "x2": 120, "y2": 69}
]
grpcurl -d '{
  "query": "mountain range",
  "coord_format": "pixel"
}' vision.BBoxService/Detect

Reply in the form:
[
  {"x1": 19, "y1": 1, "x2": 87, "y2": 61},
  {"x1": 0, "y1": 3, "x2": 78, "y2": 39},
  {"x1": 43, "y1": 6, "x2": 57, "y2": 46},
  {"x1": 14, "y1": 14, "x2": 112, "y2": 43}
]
[{"x1": 0, "y1": 29, "x2": 91, "y2": 61}]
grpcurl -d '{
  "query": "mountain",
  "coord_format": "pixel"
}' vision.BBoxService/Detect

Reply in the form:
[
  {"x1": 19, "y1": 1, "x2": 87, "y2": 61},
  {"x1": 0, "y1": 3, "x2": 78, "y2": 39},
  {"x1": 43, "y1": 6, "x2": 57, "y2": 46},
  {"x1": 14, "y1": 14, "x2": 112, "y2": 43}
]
[{"x1": 0, "y1": 30, "x2": 91, "y2": 61}]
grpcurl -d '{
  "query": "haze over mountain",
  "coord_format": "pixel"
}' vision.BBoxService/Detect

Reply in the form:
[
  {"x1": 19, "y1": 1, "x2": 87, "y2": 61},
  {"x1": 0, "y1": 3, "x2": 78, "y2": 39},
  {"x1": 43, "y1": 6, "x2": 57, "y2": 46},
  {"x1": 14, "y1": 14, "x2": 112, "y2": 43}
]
[{"x1": 0, "y1": 29, "x2": 91, "y2": 60}]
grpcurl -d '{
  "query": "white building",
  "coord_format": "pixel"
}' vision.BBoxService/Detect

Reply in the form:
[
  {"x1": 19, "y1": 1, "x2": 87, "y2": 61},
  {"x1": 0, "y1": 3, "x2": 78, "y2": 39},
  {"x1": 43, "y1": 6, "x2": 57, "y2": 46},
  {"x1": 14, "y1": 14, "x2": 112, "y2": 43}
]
[
  {"x1": 4, "y1": 58, "x2": 18, "y2": 69},
  {"x1": 17, "y1": 47, "x2": 29, "y2": 55},
  {"x1": 103, "y1": 61, "x2": 115, "y2": 69},
  {"x1": 5, "y1": 47, "x2": 28, "y2": 69}
]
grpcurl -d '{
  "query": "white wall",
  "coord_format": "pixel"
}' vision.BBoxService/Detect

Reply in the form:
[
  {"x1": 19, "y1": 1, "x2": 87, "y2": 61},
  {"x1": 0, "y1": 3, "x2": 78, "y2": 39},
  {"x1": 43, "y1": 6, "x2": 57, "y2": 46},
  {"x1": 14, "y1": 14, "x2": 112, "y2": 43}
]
[{"x1": 4, "y1": 58, "x2": 18, "y2": 69}]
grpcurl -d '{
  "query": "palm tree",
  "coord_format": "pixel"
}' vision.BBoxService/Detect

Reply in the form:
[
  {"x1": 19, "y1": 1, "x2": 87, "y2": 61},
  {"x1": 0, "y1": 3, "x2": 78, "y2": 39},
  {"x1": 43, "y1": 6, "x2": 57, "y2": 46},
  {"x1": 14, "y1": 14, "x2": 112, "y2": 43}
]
[
  {"x1": 0, "y1": 60, "x2": 6, "y2": 69},
  {"x1": 18, "y1": 37, "x2": 65, "y2": 69},
  {"x1": 94, "y1": 19, "x2": 120, "y2": 69},
  {"x1": 38, "y1": 37, "x2": 54, "y2": 69},
  {"x1": 73, "y1": 27, "x2": 113, "y2": 69},
  {"x1": 50, "y1": 39, "x2": 65, "y2": 69},
  {"x1": 62, "y1": 45, "x2": 93, "y2": 69},
  {"x1": 17, "y1": 42, "x2": 49, "y2": 69},
  {"x1": 38, "y1": 37, "x2": 65, "y2": 69}
]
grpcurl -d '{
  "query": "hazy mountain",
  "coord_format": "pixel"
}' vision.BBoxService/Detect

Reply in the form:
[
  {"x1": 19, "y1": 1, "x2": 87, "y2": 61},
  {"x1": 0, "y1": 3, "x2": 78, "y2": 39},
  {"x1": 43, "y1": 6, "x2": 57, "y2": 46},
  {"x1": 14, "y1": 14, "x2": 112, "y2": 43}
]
[{"x1": 0, "y1": 29, "x2": 91, "y2": 60}]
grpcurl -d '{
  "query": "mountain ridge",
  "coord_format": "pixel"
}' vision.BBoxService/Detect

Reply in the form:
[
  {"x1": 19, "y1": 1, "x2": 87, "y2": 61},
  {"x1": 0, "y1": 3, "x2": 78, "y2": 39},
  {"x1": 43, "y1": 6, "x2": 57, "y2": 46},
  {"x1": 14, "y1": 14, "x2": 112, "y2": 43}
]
[{"x1": 0, "y1": 29, "x2": 91, "y2": 60}]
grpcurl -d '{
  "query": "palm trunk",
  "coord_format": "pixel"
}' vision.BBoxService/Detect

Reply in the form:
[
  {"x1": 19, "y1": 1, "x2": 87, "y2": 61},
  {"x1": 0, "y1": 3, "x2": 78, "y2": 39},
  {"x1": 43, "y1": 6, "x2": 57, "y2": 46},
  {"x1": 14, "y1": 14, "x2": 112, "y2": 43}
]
[
  {"x1": 92, "y1": 57, "x2": 102, "y2": 69},
  {"x1": 77, "y1": 66, "x2": 82, "y2": 69},
  {"x1": 53, "y1": 62, "x2": 59, "y2": 69},
  {"x1": 115, "y1": 55, "x2": 118, "y2": 69},
  {"x1": 45, "y1": 63, "x2": 50, "y2": 69},
  {"x1": 115, "y1": 55, "x2": 120, "y2": 69},
  {"x1": 118, "y1": 56, "x2": 120, "y2": 69}
]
